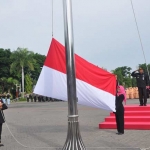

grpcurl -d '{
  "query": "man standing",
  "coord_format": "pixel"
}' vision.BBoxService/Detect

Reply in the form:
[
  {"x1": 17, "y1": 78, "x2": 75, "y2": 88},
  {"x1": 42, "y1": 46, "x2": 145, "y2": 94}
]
[
  {"x1": 131, "y1": 68, "x2": 149, "y2": 106},
  {"x1": 26, "y1": 93, "x2": 29, "y2": 102},
  {"x1": 0, "y1": 96, "x2": 8, "y2": 146},
  {"x1": 6, "y1": 93, "x2": 10, "y2": 105},
  {"x1": 33, "y1": 94, "x2": 37, "y2": 102}
]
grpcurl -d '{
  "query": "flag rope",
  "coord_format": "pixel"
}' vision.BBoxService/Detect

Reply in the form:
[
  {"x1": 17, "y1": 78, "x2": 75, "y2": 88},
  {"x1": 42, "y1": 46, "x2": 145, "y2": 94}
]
[
  {"x1": 130, "y1": 0, "x2": 150, "y2": 80},
  {"x1": 52, "y1": 0, "x2": 54, "y2": 37},
  {"x1": 3, "y1": 121, "x2": 144, "y2": 150}
]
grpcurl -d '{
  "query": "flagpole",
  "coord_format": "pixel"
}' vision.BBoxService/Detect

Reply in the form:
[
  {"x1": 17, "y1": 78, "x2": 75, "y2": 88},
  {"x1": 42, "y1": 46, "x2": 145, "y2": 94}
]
[{"x1": 62, "y1": 0, "x2": 86, "y2": 149}]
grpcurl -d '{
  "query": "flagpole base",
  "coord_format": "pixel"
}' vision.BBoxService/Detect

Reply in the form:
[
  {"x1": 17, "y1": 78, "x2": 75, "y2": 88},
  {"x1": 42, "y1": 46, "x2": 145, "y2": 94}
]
[{"x1": 62, "y1": 118, "x2": 86, "y2": 150}]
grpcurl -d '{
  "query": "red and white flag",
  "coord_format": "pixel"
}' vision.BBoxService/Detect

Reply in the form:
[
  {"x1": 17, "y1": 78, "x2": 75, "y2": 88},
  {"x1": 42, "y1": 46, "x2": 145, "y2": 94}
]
[{"x1": 34, "y1": 38, "x2": 116, "y2": 111}]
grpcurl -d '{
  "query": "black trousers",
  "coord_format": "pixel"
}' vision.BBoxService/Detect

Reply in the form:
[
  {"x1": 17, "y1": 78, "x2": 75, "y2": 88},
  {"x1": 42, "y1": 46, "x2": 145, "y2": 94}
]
[
  {"x1": 0, "y1": 123, "x2": 2, "y2": 141},
  {"x1": 27, "y1": 98, "x2": 29, "y2": 102},
  {"x1": 146, "y1": 89, "x2": 150, "y2": 98},
  {"x1": 115, "y1": 111, "x2": 124, "y2": 133},
  {"x1": 138, "y1": 87, "x2": 147, "y2": 105}
]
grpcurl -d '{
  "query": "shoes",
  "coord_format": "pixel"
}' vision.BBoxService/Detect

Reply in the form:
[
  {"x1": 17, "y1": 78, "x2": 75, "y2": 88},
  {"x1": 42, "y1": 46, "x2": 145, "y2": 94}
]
[
  {"x1": 144, "y1": 104, "x2": 147, "y2": 106},
  {"x1": 116, "y1": 132, "x2": 124, "y2": 135},
  {"x1": 139, "y1": 104, "x2": 143, "y2": 106},
  {"x1": 0, "y1": 142, "x2": 4, "y2": 146}
]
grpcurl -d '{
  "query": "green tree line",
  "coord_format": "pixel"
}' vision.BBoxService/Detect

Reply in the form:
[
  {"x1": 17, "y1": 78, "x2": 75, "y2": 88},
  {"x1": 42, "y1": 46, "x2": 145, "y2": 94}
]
[
  {"x1": 112, "y1": 64, "x2": 150, "y2": 88},
  {"x1": 0, "y1": 48, "x2": 45, "y2": 96},
  {"x1": 0, "y1": 47, "x2": 150, "y2": 97}
]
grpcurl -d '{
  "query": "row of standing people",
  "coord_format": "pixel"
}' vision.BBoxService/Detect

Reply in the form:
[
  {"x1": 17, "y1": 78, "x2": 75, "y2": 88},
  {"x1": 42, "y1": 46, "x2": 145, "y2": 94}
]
[
  {"x1": 0, "y1": 93, "x2": 11, "y2": 105},
  {"x1": 25, "y1": 93, "x2": 55, "y2": 102},
  {"x1": 126, "y1": 86, "x2": 150, "y2": 99}
]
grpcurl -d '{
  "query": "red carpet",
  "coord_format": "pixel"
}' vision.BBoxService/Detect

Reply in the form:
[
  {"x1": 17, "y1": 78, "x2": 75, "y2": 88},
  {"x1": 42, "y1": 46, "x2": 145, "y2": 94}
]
[{"x1": 99, "y1": 105, "x2": 150, "y2": 130}]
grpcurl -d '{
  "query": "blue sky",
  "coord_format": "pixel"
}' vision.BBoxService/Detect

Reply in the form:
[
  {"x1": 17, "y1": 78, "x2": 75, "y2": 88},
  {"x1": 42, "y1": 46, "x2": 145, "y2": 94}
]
[{"x1": 0, "y1": 0, "x2": 150, "y2": 71}]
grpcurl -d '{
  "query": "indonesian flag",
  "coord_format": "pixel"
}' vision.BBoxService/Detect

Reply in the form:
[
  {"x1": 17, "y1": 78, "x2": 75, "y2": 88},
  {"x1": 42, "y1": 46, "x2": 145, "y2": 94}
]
[{"x1": 34, "y1": 38, "x2": 116, "y2": 112}]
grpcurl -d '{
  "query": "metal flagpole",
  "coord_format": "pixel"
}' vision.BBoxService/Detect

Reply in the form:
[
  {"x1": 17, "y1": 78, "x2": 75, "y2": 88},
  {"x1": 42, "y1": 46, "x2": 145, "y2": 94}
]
[{"x1": 62, "y1": 0, "x2": 86, "y2": 149}]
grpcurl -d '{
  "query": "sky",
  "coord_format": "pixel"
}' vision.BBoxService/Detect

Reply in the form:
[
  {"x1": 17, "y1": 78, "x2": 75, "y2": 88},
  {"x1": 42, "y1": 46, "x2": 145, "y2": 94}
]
[{"x1": 0, "y1": 0, "x2": 150, "y2": 72}]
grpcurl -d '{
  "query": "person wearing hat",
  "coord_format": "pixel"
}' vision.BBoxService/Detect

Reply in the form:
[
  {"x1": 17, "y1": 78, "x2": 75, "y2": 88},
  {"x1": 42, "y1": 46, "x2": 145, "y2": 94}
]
[{"x1": 131, "y1": 68, "x2": 149, "y2": 106}]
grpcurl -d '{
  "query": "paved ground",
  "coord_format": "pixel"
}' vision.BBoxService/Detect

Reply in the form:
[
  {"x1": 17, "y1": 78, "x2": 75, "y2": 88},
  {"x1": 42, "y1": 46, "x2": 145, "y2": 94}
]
[{"x1": 1, "y1": 99, "x2": 150, "y2": 150}]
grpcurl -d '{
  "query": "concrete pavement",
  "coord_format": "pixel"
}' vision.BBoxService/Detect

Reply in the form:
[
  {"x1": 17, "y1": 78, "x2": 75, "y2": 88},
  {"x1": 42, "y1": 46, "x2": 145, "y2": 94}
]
[{"x1": 1, "y1": 99, "x2": 150, "y2": 150}]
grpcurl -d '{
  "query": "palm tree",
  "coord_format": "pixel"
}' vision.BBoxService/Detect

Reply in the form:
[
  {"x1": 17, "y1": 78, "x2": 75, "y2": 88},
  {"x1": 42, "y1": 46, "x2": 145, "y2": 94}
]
[
  {"x1": 7, "y1": 77, "x2": 19, "y2": 93},
  {"x1": 10, "y1": 48, "x2": 35, "y2": 98},
  {"x1": 0, "y1": 77, "x2": 18, "y2": 93},
  {"x1": 0, "y1": 77, "x2": 7, "y2": 93}
]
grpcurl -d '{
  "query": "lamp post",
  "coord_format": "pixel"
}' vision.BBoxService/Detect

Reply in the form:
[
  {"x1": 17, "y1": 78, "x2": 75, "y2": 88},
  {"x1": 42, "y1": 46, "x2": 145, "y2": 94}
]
[{"x1": 62, "y1": 0, "x2": 86, "y2": 149}]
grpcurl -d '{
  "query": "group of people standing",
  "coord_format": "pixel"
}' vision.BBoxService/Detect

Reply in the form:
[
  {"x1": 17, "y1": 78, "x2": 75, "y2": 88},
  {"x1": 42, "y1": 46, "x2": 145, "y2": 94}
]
[
  {"x1": 0, "y1": 93, "x2": 11, "y2": 105},
  {"x1": 125, "y1": 86, "x2": 150, "y2": 99},
  {"x1": 26, "y1": 93, "x2": 55, "y2": 102},
  {"x1": 115, "y1": 67, "x2": 149, "y2": 135}
]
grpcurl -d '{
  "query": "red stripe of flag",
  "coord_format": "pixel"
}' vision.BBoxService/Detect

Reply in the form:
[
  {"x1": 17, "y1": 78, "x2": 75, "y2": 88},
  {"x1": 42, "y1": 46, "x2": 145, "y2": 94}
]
[{"x1": 44, "y1": 38, "x2": 116, "y2": 96}]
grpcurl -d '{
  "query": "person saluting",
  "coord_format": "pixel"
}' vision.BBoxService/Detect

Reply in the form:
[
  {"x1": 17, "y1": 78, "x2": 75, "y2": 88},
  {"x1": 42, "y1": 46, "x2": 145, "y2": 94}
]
[{"x1": 131, "y1": 68, "x2": 149, "y2": 106}]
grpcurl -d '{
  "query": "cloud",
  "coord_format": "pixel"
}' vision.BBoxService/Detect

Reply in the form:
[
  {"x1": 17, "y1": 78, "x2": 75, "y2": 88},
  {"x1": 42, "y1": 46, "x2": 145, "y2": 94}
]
[{"x1": 0, "y1": 0, "x2": 150, "y2": 71}]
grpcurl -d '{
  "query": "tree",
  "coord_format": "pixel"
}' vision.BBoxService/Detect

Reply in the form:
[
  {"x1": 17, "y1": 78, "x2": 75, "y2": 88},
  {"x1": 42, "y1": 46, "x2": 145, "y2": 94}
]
[
  {"x1": 139, "y1": 63, "x2": 150, "y2": 75},
  {"x1": 112, "y1": 66, "x2": 132, "y2": 88},
  {"x1": 25, "y1": 74, "x2": 33, "y2": 93},
  {"x1": 123, "y1": 77, "x2": 132, "y2": 88},
  {"x1": 0, "y1": 77, "x2": 18, "y2": 93},
  {"x1": 7, "y1": 77, "x2": 19, "y2": 93},
  {"x1": 112, "y1": 69, "x2": 124, "y2": 85},
  {"x1": 10, "y1": 48, "x2": 36, "y2": 97},
  {"x1": 132, "y1": 77, "x2": 137, "y2": 87},
  {"x1": 30, "y1": 53, "x2": 46, "y2": 81},
  {"x1": 0, "y1": 77, "x2": 7, "y2": 93},
  {"x1": 0, "y1": 48, "x2": 12, "y2": 78}
]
